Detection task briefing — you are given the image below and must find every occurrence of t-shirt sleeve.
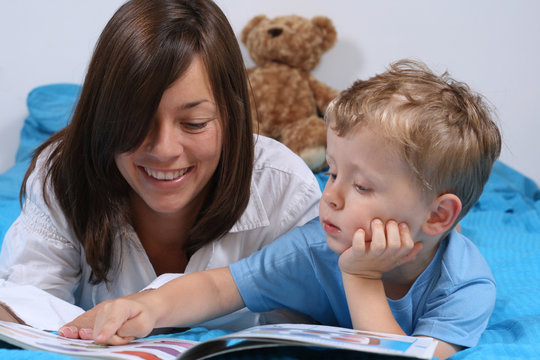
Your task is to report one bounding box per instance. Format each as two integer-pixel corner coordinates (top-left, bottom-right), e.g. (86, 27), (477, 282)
(229, 220), (330, 320)
(413, 271), (496, 348)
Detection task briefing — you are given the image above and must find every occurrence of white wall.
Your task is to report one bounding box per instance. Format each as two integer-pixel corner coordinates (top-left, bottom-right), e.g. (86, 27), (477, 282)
(1, 0), (539, 185)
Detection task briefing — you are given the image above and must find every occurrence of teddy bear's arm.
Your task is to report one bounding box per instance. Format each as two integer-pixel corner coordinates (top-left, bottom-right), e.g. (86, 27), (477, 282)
(307, 74), (340, 115)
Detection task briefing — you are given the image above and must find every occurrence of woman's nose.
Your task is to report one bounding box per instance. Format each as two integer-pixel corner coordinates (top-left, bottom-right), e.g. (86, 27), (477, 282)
(145, 120), (183, 159)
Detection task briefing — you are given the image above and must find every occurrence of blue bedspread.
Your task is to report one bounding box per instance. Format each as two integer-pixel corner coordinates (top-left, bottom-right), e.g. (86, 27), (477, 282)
(1, 84), (540, 359)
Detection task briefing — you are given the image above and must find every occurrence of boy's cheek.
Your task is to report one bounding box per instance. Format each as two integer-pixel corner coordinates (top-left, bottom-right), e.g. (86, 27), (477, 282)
(325, 235), (352, 255)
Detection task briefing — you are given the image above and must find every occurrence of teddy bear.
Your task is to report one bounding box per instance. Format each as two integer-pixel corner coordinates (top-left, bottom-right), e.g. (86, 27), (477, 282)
(241, 14), (339, 171)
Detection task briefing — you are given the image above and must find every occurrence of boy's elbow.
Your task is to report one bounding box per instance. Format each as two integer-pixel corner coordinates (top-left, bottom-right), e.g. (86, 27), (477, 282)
(432, 339), (464, 359)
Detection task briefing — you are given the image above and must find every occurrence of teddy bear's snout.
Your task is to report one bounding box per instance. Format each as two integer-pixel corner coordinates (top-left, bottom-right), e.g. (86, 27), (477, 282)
(267, 28), (283, 38)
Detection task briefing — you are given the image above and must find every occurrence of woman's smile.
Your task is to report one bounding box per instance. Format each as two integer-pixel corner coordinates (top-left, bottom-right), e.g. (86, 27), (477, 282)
(142, 166), (192, 181)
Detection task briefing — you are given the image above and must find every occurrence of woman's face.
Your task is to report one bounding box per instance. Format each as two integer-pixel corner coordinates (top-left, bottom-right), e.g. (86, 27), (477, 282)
(115, 55), (223, 218)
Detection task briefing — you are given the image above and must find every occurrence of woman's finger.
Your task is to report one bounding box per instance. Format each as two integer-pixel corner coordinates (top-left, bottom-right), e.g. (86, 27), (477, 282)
(93, 299), (140, 344)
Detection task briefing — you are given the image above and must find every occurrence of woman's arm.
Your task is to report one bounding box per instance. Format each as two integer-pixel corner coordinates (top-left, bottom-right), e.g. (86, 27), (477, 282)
(0, 203), (83, 329)
(93, 266), (244, 345)
(0, 302), (25, 324)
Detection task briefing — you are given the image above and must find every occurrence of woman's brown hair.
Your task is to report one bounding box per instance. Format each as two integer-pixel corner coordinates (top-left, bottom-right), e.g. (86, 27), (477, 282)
(21, 0), (253, 283)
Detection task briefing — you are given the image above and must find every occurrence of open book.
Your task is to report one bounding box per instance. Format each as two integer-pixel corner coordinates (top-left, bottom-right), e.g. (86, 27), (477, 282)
(0, 321), (437, 359)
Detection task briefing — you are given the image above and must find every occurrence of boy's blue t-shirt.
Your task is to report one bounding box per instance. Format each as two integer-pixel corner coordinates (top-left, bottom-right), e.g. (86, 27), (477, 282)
(229, 218), (496, 348)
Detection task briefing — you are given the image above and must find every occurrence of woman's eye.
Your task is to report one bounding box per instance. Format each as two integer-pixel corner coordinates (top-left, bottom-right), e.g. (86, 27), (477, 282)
(183, 122), (208, 131)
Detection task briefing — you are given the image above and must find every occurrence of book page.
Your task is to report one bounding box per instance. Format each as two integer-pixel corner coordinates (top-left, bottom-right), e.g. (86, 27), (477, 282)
(0, 321), (197, 360)
(0, 284), (85, 330)
(181, 323), (437, 359)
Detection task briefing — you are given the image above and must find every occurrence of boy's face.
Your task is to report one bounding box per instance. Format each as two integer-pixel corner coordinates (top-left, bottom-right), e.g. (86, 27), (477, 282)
(319, 125), (433, 255)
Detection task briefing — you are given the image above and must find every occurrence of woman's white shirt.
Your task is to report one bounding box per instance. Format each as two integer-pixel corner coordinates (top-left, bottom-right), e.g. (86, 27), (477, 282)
(0, 135), (321, 329)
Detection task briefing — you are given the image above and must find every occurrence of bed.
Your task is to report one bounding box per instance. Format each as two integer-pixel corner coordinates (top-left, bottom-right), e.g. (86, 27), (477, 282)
(1, 84), (539, 359)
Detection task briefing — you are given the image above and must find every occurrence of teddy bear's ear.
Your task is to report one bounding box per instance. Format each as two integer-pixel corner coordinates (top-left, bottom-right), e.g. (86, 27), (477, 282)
(241, 15), (268, 44)
(311, 16), (337, 51)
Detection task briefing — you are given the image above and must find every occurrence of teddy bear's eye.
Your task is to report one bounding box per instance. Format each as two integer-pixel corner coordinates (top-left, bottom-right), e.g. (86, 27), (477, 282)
(268, 28), (282, 38)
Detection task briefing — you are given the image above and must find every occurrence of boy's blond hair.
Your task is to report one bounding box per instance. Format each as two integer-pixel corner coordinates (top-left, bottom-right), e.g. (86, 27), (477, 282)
(326, 59), (501, 222)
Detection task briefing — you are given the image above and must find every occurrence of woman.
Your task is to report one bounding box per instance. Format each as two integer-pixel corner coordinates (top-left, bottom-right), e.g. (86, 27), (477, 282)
(0, 0), (320, 333)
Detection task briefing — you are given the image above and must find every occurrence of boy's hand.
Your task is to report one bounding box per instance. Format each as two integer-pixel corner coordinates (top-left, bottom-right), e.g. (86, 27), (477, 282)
(92, 296), (157, 345)
(338, 219), (422, 279)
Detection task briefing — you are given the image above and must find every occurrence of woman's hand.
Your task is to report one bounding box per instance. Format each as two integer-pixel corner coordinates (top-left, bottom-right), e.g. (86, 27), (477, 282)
(92, 297), (157, 345)
(59, 290), (152, 340)
(59, 304), (101, 339)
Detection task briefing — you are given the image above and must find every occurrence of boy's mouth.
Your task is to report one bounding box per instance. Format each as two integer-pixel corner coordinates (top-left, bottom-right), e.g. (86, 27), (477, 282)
(321, 219), (341, 234)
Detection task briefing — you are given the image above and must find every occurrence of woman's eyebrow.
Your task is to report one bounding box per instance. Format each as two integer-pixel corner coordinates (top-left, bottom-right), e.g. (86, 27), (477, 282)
(179, 99), (212, 110)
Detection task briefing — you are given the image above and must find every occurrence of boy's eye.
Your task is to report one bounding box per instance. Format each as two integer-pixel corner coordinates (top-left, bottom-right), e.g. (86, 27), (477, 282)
(355, 184), (371, 192)
(324, 172), (337, 181)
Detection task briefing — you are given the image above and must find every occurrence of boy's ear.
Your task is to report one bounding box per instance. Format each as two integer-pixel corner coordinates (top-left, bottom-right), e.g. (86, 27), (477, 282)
(421, 193), (462, 236)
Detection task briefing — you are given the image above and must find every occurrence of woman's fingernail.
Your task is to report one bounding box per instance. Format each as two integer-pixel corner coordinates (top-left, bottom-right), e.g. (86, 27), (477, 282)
(80, 328), (94, 338)
(59, 326), (77, 337)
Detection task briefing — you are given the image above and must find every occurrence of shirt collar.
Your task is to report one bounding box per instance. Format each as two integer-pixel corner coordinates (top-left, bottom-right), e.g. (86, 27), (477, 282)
(229, 178), (270, 232)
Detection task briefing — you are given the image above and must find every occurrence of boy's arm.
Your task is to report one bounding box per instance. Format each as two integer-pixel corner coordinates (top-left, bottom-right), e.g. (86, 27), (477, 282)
(340, 219), (417, 334)
(340, 219), (460, 359)
(418, 336), (464, 360)
(93, 267), (244, 345)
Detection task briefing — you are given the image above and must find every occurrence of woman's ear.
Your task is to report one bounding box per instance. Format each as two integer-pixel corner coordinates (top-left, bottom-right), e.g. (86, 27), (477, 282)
(422, 193), (462, 236)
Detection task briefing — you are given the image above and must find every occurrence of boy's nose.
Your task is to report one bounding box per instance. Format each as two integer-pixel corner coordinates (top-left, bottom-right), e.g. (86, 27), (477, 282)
(326, 196), (342, 210)
(323, 184), (344, 210)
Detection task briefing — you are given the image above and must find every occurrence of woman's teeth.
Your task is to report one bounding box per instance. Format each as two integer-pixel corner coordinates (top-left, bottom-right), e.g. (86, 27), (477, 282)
(144, 167), (188, 180)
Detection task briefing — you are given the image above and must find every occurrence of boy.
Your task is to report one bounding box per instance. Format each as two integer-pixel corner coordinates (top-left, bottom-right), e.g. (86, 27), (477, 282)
(91, 60), (501, 360)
